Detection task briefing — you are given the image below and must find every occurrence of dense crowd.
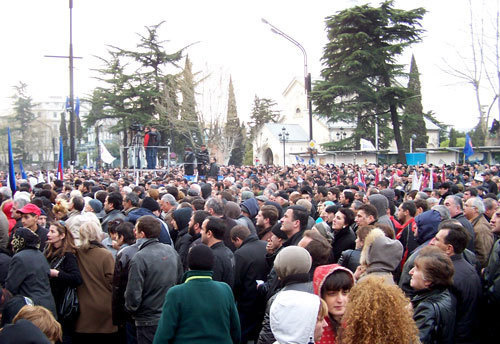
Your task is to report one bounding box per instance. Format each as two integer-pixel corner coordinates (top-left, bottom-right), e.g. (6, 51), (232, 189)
(0, 161), (499, 344)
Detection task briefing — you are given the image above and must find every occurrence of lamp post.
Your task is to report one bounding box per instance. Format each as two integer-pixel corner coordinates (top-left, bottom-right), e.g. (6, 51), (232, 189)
(410, 134), (417, 153)
(262, 18), (313, 158)
(278, 127), (289, 166)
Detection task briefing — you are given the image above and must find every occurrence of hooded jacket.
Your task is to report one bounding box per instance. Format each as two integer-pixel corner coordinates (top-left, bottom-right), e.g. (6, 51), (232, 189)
(172, 207), (193, 270)
(415, 210), (441, 245)
(127, 207), (172, 245)
(241, 198), (259, 219)
(270, 290), (320, 344)
(313, 264), (355, 344)
(368, 194), (394, 230)
(358, 228), (403, 284)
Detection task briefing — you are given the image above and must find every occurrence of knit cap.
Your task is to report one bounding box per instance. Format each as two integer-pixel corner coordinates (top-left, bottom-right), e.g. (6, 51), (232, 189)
(188, 244), (215, 271)
(274, 246), (312, 279)
(89, 199), (103, 213)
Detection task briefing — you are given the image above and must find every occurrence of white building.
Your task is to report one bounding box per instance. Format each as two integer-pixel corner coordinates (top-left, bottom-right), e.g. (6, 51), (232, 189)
(252, 77), (442, 165)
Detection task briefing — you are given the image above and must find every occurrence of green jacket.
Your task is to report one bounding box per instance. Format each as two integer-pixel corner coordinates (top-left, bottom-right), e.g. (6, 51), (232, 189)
(153, 270), (240, 344)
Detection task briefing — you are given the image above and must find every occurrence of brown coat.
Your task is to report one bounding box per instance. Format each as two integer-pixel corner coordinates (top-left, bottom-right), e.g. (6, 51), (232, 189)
(75, 244), (117, 334)
(471, 214), (494, 268)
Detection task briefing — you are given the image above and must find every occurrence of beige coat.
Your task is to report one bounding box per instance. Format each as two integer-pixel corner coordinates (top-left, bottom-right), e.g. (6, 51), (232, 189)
(471, 214), (494, 268)
(75, 244), (117, 334)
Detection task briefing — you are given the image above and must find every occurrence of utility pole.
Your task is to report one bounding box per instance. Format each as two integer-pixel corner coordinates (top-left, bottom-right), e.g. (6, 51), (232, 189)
(44, 0), (81, 170)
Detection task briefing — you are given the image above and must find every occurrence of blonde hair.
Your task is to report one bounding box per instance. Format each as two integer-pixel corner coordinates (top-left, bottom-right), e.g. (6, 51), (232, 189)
(78, 221), (103, 249)
(341, 276), (419, 344)
(318, 298), (328, 320)
(13, 305), (62, 343)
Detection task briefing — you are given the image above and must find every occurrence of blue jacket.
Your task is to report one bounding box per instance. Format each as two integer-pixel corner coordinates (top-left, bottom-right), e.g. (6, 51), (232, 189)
(127, 208), (172, 245)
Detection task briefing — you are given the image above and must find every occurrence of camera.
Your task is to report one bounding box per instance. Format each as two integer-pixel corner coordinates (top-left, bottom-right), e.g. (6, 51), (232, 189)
(130, 123), (144, 132)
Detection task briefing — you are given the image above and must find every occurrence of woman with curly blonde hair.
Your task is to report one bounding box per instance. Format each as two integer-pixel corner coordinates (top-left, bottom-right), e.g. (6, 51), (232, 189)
(341, 276), (419, 344)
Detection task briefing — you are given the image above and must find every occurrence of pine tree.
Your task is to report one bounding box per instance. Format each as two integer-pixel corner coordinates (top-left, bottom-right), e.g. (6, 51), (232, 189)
(402, 55), (428, 151)
(249, 95), (280, 139)
(59, 112), (69, 166)
(11, 82), (36, 162)
(312, 1), (426, 162)
(223, 77), (241, 164)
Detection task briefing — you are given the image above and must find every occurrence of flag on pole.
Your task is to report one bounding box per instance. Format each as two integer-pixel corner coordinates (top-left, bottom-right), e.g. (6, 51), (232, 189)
(441, 164), (446, 183)
(57, 137), (64, 180)
(7, 128), (16, 194)
(75, 97), (80, 117)
(375, 168), (380, 186)
(38, 171), (45, 183)
(99, 140), (116, 164)
(65, 97), (71, 111)
(411, 171), (419, 191)
(19, 160), (27, 180)
(389, 170), (395, 188)
(463, 133), (474, 159)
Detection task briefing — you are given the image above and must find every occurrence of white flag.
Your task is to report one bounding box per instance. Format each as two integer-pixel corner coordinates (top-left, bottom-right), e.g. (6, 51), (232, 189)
(360, 138), (376, 151)
(100, 140), (116, 164)
(411, 171), (419, 191)
(429, 167), (434, 190)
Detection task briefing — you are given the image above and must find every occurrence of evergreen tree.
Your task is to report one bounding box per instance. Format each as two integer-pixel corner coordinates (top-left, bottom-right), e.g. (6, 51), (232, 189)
(402, 55), (428, 151)
(312, 1), (426, 163)
(176, 55), (203, 151)
(249, 95), (280, 139)
(223, 77), (241, 164)
(11, 82), (36, 162)
(449, 128), (458, 147)
(59, 112), (69, 166)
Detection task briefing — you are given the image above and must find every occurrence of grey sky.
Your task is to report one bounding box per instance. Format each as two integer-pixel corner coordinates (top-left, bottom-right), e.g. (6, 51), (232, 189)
(0, 0), (498, 133)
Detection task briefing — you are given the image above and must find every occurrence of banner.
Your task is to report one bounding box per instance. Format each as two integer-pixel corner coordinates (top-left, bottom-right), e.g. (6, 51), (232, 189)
(57, 137), (64, 180)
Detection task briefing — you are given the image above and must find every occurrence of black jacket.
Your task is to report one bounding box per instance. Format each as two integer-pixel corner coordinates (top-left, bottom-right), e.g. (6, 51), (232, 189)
(47, 252), (83, 320)
(412, 288), (456, 344)
(174, 227), (192, 271)
(211, 241), (235, 288)
(112, 243), (140, 326)
(452, 213), (475, 252)
(331, 226), (356, 263)
(233, 235), (269, 312)
(338, 248), (361, 273)
(450, 254), (481, 344)
(6, 248), (57, 316)
(183, 151), (195, 175)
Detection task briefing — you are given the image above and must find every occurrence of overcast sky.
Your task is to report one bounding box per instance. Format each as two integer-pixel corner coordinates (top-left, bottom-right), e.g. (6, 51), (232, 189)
(0, 0), (498, 132)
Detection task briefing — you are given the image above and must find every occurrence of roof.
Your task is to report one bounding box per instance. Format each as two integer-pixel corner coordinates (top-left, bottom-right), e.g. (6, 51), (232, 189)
(265, 123), (309, 142)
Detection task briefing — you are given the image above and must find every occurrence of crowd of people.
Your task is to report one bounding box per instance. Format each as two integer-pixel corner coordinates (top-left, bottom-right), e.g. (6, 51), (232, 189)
(0, 161), (498, 343)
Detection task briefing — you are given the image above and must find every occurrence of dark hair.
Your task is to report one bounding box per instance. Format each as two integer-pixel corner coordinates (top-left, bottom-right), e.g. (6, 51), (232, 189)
(321, 269), (354, 297)
(125, 192), (140, 207)
(230, 225), (251, 241)
(414, 199), (429, 212)
(71, 196), (85, 212)
(401, 201), (417, 218)
(438, 220), (469, 254)
(107, 218), (124, 234)
(337, 208), (355, 227)
(465, 187), (478, 197)
(288, 205), (309, 231)
(95, 190), (108, 205)
(344, 191), (355, 204)
(303, 230), (331, 265)
(260, 205), (279, 226)
(44, 222), (77, 260)
(136, 215), (161, 238)
(193, 210), (210, 227)
(358, 204), (378, 221)
(415, 246), (454, 289)
(192, 198), (206, 211)
(107, 192), (123, 210)
(115, 222), (136, 245)
(205, 216), (227, 240)
(166, 186), (179, 200)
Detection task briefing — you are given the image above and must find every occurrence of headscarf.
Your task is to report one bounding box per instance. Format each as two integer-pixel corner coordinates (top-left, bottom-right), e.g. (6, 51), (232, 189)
(11, 227), (40, 254)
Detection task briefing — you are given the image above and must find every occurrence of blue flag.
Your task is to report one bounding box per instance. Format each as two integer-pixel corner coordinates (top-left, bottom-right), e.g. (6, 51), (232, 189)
(75, 97), (80, 117)
(464, 133), (474, 159)
(65, 96), (71, 111)
(57, 137), (64, 180)
(19, 160), (27, 179)
(7, 128), (16, 194)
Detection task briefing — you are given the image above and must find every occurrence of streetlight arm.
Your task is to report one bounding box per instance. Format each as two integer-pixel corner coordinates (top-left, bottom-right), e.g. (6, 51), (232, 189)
(262, 18), (307, 77)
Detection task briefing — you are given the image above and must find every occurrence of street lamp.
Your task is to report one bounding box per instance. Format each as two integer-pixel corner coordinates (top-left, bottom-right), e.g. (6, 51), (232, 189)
(410, 134), (417, 153)
(278, 127), (290, 166)
(336, 128), (347, 142)
(262, 18), (313, 157)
